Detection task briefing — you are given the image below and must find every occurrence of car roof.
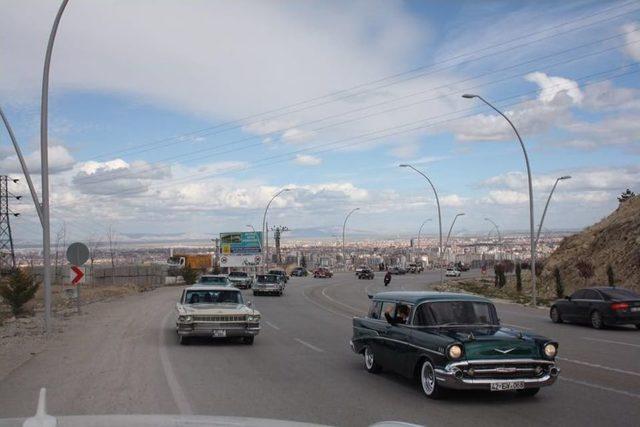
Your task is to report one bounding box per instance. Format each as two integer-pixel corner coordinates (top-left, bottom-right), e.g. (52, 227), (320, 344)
(372, 291), (491, 304)
(200, 274), (227, 278)
(185, 285), (238, 291)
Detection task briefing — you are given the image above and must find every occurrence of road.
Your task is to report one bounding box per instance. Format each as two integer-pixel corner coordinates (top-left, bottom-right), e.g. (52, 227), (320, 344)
(1, 271), (639, 426)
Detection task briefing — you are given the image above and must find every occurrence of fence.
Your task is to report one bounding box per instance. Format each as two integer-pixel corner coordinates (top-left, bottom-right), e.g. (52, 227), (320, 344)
(27, 264), (169, 287)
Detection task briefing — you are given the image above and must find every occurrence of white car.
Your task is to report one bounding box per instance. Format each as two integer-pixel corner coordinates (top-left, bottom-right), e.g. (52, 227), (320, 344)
(175, 285), (260, 345)
(252, 273), (285, 296)
(196, 274), (231, 286)
(445, 268), (461, 277)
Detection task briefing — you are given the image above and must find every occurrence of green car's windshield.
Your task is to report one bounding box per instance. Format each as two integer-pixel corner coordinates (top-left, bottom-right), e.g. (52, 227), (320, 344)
(184, 290), (242, 304)
(416, 301), (497, 326)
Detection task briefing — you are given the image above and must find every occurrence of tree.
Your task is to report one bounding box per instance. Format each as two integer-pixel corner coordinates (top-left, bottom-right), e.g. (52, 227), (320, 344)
(107, 225), (118, 268)
(618, 189), (635, 203)
(0, 269), (40, 316)
(501, 260), (515, 274)
(606, 264), (615, 287)
(181, 266), (198, 285)
(575, 260), (594, 286)
(554, 267), (564, 298)
(515, 263), (522, 293)
(494, 264), (506, 288)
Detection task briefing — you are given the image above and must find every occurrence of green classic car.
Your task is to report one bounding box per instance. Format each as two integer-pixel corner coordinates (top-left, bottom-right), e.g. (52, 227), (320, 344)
(351, 292), (560, 399)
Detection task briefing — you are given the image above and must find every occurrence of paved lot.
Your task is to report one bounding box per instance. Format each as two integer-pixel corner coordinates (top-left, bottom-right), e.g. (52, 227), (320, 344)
(1, 271), (639, 426)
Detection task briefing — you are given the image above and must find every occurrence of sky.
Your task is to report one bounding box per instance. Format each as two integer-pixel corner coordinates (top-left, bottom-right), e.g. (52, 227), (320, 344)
(1, 0), (639, 245)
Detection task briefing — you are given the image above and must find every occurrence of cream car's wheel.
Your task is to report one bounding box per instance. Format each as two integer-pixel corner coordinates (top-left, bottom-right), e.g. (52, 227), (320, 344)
(364, 346), (382, 373)
(179, 335), (189, 345)
(420, 360), (444, 399)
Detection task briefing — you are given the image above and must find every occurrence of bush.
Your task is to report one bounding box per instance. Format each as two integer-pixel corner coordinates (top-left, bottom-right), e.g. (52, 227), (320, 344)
(515, 263), (522, 293)
(606, 265), (615, 287)
(0, 269), (40, 316)
(554, 267), (564, 299)
(502, 260), (515, 274)
(180, 266), (198, 286)
(494, 264), (506, 288)
(575, 260), (594, 286)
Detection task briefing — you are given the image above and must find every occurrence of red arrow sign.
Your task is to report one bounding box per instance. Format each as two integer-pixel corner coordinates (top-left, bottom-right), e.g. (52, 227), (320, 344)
(71, 266), (85, 285)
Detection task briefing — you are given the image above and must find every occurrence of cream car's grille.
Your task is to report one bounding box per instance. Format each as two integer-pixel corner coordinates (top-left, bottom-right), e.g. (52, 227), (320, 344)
(193, 315), (247, 322)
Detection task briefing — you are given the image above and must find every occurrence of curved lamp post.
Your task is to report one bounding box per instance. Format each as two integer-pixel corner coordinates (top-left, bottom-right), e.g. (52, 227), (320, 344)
(463, 94), (537, 305)
(484, 217), (502, 261)
(342, 208), (360, 270)
(400, 164), (444, 284)
(416, 218), (432, 250)
(443, 213), (465, 266)
(262, 188), (291, 270)
(536, 176), (571, 245)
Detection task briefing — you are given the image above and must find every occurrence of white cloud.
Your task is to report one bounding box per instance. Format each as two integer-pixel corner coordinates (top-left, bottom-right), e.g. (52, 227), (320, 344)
(440, 194), (466, 207)
(484, 190), (529, 205)
(282, 128), (314, 143)
(582, 81), (640, 111)
(0, 144), (75, 174)
(524, 72), (583, 105)
(72, 159), (171, 195)
(622, 22), (640, 62)
(293, 154), (322, 166)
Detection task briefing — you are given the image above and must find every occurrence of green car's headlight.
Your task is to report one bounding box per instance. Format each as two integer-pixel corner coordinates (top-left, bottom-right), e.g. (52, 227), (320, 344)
(447, 344), (464, 359)
(543, 343), (557, 358)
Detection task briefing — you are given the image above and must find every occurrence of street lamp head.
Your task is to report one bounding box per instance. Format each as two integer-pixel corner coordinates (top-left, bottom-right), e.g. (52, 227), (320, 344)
(458, 213), (466, 216)
(399, 164), (409, 168)
(559, 175), (572, 180)
(462, 94), (478, 99)
(484, 217), (490, 221)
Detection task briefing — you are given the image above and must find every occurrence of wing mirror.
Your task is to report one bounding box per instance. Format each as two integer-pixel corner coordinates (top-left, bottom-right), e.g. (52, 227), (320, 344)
(247, 301), (253, 308)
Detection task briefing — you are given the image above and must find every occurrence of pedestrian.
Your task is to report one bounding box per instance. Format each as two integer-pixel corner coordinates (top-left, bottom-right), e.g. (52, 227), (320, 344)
(384, 270), (391, 287)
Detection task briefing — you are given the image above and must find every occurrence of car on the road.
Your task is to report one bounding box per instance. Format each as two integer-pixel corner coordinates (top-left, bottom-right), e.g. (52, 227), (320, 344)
(357, 268), (375, 280)
(253, 273), (285, 296)
(355, 265), (368, 275)
(291, 267), (309, 277)
(388, 267), (406, 275)
(313, 267), (333, 278)
(550, 287), (640, 329)
(445, 268), (461, 277)
(268, 269), (289, 283)
(351, 291), (560, 398)
(196, 274), (231, 286)
(227, 271), (253, 289)
(175, 285), (260, 345)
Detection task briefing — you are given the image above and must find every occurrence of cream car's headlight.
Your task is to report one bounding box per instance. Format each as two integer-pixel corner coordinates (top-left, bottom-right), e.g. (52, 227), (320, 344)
(247, 315), (261, 322)
(543, 343), (557, 358)
(179, 315), (193, 323)
(448, 344), (463, 359)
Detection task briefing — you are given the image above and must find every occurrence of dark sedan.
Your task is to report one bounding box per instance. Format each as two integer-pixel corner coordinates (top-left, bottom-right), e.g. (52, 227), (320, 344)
(357, 268), (375, 280)
(550, 287), (640, 329)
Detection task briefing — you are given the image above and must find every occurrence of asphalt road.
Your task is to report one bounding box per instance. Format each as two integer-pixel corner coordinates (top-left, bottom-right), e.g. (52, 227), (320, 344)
(1, 271), (639, 426)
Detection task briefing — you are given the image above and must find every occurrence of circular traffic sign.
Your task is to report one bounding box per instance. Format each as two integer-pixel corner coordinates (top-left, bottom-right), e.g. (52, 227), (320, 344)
(66, 242), (90, 266)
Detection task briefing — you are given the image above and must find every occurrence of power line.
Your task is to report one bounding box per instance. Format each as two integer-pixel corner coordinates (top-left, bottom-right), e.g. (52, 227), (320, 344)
(84, 1), (640, 161)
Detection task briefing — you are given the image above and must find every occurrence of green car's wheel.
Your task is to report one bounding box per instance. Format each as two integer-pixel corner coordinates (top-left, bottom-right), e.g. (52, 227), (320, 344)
(364, 346), (382, 373)
(590, 310), (604, 329)
(517, 388), (540, 397)
(419, 360), (445, 399)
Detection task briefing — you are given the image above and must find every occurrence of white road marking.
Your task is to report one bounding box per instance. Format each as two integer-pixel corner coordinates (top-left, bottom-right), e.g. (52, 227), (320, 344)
(295, 338), (325, 353)
(557, 356), (640, 377)
(302, 287), (353, 320)
(265, 320), (280, 330)
(560, 377), (640, 400)
(159, 312), (193, 415)
(582, 337), (640, 348)
(321, 285), (363, 314)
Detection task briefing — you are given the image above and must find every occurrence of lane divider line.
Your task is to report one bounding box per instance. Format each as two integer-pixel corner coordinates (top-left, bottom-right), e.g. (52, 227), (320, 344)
(321, 285), (365, 314)
(301, 287), (353, 320)
(294, 338), (325, 353)
(265, 320), (280, 330)
(582, 337), (640, 348)
(159, 312), (193, 415)
(559, 376), (640, 400)
(557, 356), (640, 377)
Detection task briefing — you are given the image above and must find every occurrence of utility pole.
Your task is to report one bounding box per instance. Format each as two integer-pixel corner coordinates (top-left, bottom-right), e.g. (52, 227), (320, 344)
(0, 176), (21, 271)
(270, 226), (289, 266)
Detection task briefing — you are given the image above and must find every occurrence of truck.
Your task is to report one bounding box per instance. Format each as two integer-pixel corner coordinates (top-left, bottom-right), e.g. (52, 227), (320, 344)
(167, 254), (214, 275)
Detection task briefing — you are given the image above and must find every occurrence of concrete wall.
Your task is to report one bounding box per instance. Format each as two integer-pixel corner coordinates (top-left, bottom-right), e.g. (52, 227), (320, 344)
(28, 264), (168, 287)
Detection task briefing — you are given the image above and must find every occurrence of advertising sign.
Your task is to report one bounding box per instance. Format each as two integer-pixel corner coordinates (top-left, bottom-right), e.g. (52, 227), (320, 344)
(219, 254), (262, 267)
(220, 232), (263, 254)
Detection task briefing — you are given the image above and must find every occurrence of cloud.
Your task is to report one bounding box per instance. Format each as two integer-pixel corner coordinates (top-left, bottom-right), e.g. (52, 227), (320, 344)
(282, 128), (315, 143)
(483, 190), (529, 205)
(524, 72), (583, 105)
(582, 81), (640, 111)
(440, 194), (466, 207)
(72, 159), (171, 195)
(0, 144), (75, 174)
(622, 23), (640, 61)
(293, 154), (322, 166)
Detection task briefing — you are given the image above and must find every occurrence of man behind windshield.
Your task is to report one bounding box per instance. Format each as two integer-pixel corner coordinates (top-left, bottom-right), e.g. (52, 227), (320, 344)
(185, 290), (242, 304)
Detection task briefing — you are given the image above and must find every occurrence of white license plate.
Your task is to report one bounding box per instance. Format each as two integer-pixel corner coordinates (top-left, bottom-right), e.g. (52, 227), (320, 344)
(631, 307), (640, 312)
(490, 382), (525, 391)
(211, 330), (227, 338)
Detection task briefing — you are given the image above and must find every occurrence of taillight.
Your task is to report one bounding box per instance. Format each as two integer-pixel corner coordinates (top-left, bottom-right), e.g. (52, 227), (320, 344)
(611, 302), (629, 311)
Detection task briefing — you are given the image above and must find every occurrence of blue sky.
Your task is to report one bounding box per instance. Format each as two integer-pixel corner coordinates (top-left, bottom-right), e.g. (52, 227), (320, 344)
(1, 0), (639, 244)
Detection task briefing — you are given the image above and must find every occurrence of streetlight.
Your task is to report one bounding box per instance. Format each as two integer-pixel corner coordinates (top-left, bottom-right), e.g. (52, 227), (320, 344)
(536, 176), (571, 246)
(400, 164), (444, 284)
(342, 208), (360, 270)
(417, 218), (432, 250)
(463, 93), (538, 305)
(484, 217), (502, 261)
(444, 213), (465, 266)
(262, 188), (291, 270)
(246, 224), (262, 251)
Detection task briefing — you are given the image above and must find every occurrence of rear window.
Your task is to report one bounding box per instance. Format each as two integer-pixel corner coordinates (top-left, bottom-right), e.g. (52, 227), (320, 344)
(368, 301), (382, 319)
(599, 288), (640, 300)
(229, 272), (248, 277)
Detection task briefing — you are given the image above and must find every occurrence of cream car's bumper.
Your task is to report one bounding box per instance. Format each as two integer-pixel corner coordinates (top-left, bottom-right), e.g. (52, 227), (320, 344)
(176, 322), (261, 337)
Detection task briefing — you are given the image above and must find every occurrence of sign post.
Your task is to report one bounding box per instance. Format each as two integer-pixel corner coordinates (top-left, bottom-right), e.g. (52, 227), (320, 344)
(66, 242), (90, 314)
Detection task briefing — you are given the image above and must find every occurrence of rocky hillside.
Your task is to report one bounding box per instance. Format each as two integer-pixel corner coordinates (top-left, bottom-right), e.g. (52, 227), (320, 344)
(541, 195), (640, 295)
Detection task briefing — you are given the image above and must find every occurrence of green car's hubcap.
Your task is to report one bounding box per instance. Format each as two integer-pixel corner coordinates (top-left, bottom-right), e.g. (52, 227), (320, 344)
(365, 347), (374, 370)
(421, 362), (435, 395)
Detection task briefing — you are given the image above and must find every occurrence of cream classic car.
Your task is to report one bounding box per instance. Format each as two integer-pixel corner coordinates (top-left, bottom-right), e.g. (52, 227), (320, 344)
(175, 285), (260, 345)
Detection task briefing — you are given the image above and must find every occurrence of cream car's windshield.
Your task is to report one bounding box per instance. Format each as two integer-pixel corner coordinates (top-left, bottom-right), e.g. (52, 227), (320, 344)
(184, 290), (243, 305)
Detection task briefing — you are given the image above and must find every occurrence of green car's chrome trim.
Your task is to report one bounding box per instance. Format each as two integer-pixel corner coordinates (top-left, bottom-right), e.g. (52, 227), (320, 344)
(351, 335), (444, 356)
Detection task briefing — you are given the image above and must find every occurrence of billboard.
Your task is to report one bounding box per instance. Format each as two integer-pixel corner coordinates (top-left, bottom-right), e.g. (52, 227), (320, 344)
(220, 232), (263, 255)
(219, 254), (262, 267)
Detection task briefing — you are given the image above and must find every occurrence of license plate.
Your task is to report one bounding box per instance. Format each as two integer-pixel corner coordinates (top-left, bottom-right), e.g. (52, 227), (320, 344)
(631, 307), (640, 312)
(211, 330), (226, 338)
(490, 382), (525, 391)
